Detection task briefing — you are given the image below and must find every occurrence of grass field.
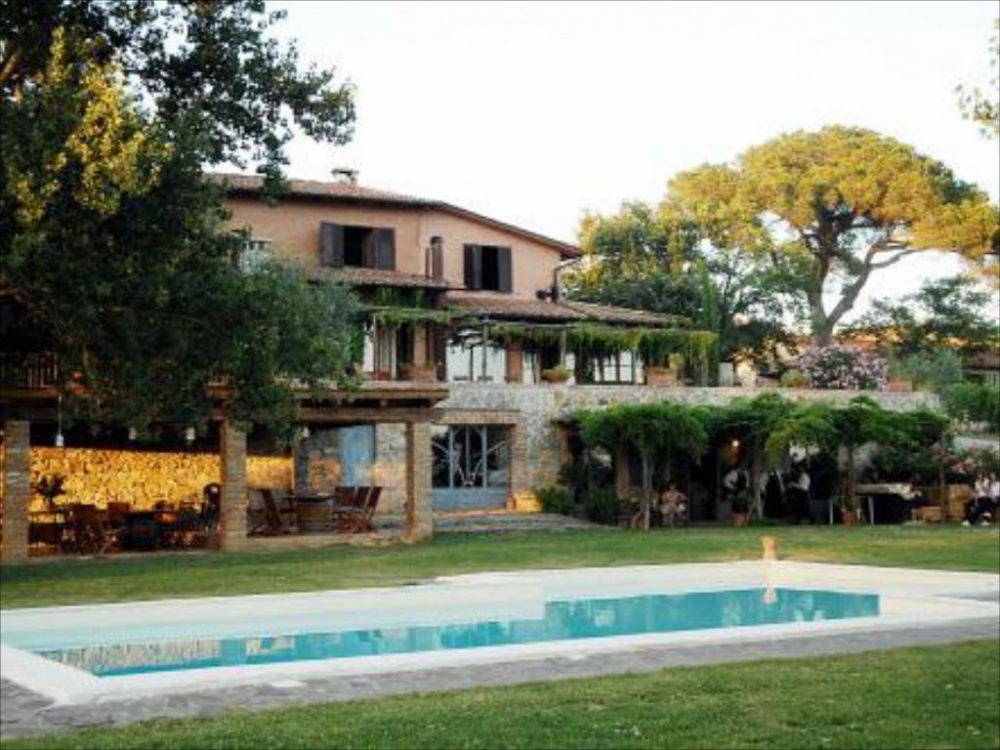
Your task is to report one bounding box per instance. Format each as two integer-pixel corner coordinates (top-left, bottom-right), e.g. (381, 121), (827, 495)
(1, 525), (997, 749)
(2, 641), (997, 749)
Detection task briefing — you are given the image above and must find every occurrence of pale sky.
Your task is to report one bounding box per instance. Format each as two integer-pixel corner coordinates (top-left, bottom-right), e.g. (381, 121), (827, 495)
(271, 0), (1000, 322)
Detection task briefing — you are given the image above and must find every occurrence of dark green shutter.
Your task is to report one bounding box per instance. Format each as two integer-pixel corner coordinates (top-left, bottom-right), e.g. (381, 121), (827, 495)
(497, 246), (513, 293)
(319, 223), (344, 267)
(464, 244), (482, 289)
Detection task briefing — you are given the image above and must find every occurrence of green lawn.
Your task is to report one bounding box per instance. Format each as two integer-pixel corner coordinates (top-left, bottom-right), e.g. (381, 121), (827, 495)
(3, 641), (997, 749)
(3, 525), (999, 610)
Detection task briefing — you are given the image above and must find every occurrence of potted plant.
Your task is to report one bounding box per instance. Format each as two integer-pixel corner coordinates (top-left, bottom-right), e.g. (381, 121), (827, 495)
(540, 365), (571, 384)
(645, 367), (677, 387)
(731, 489), (750, 527)
(399, 362), (438, 382)
(835, 496), (858, 526)
(779, 368), (810, 389)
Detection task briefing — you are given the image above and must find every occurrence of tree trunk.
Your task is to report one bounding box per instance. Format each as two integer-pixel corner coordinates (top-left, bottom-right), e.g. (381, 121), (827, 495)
(808, 294), (835, 347)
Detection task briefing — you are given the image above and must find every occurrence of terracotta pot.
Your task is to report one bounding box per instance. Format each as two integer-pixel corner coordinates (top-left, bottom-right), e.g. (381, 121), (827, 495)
(886, 379), (913, 392)
(840, 508), (857, 526)
(731, 511), (749, 527)
(645, 367), (678, 387)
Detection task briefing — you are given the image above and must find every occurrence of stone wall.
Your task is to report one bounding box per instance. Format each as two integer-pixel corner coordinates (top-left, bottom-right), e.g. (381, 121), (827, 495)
(293, 425), (407, 515)
(27, 448), (291, 511)
(438, 383), (941, 496)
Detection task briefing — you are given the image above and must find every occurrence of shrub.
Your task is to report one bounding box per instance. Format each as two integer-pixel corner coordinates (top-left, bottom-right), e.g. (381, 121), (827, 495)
(779, 369), (809, 388)
(942, 382), (1000, 434)
(583, 487), (620, 525)
(894, 350), (965, 392)
(799, 346), (888, 390)
(533, 485), (574, 515)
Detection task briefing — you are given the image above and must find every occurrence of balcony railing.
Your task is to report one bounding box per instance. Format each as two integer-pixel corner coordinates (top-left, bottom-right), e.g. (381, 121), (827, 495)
(0, 353), (59, 389)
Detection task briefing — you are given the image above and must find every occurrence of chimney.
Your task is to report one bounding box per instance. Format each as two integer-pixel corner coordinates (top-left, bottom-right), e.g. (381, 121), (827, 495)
(331, 167), (358, 185)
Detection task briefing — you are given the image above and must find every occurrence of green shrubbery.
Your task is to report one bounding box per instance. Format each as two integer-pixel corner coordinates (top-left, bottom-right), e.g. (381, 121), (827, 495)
(533, 485), (574, 515)
(942, 382), (1000, 433)
(583, 487), (621, 525)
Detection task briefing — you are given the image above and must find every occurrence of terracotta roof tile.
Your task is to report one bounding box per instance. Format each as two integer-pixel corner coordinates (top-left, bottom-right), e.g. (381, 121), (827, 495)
(306, 266), (451, 290)
(207, 173), (433, 205)
(560, 300), (679, 326)
(206, 172), (580, 257)
(445, 293), (676, 326)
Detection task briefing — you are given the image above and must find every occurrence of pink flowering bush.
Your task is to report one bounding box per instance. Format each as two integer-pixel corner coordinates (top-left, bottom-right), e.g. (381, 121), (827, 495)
(799, 346), (888, 391)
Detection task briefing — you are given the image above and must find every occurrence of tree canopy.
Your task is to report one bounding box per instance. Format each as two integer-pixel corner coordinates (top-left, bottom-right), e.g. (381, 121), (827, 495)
(568, 202), (802, 367)
(844, 274), (1000, 358)
(1, 0), (355, 186)
(1, 1), (361, 435)
(957, 18), (1000, 139)
(668, 126), (999, 343)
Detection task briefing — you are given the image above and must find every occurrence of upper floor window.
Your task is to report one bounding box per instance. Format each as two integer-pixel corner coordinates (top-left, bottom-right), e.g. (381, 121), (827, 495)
(464, 244), (512, 293)
(319, 222), (396, 270)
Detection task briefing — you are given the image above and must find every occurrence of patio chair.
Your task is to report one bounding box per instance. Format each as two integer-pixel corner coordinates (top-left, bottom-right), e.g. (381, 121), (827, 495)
(66, 503), (120, 555)
(105, 501), (132, 530)
(261, 489), (294, 534)
(201, 483), (221, 531)
(248, 489), (269, 535)
(334, 486), (381, 533)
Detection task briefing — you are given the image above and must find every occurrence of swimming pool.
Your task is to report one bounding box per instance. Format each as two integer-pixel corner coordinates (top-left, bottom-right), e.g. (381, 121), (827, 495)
(1, 561), (997, 704)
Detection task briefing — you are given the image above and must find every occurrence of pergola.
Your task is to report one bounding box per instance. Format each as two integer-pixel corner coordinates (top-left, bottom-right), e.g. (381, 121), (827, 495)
(0, 381), (449, 564)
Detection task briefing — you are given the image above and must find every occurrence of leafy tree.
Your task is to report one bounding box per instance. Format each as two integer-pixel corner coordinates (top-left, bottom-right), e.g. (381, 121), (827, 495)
(669, 127), (999, 344)
(576, 402), (708, 530)
(766, 397), (943, 512)
(568, 202), (801, 367)
(1, 0), (355, 186)
(845, 275), (1000, 357)
(1, 4), (360, 434)
(957, 19), (1000, 139)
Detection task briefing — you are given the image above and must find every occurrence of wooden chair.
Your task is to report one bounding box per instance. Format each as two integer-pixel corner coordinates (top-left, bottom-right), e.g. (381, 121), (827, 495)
(247, 489), (269, 535)
(261, 489), (294, 534)
(105, 502), (132, 530)
(333, 486), (381, 533)
(66, 504), (120, 555)
(201, 483), (221, 531)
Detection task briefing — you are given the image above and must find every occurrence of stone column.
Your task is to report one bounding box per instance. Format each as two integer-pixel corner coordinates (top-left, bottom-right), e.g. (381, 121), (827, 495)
(414, 324), (429, 367)
(508, 422), (531, 510)
(1, 421), (31, 565)
(219, 420), (248, 551)
(506, 342), (524, 384)
(404, 421), (433, 541)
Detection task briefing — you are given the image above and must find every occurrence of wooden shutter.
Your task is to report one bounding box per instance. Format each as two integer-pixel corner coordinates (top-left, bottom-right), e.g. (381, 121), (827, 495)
(319, 223), (345, 267)
(375, 228), (396, 270)
(428, 238), (444, 280)
(463, 244), (482, 290)
(497, 246), (513, 293)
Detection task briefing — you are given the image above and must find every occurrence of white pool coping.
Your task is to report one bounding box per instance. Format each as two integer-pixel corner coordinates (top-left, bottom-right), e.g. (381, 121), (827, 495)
(1, 561), (997, 705)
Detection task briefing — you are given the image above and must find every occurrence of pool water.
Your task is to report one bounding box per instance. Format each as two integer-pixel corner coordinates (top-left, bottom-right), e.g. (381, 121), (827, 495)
(36, 588), (879, 677)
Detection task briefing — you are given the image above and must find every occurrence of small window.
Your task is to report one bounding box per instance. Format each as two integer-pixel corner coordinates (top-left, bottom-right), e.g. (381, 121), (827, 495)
(319, 223), (395, 270)
(463, 244), (512, 293)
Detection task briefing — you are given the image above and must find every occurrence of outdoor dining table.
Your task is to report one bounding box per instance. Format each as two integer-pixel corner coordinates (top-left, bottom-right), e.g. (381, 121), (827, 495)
(292, 494), (336, 534)
(853, 483), (919, 525)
